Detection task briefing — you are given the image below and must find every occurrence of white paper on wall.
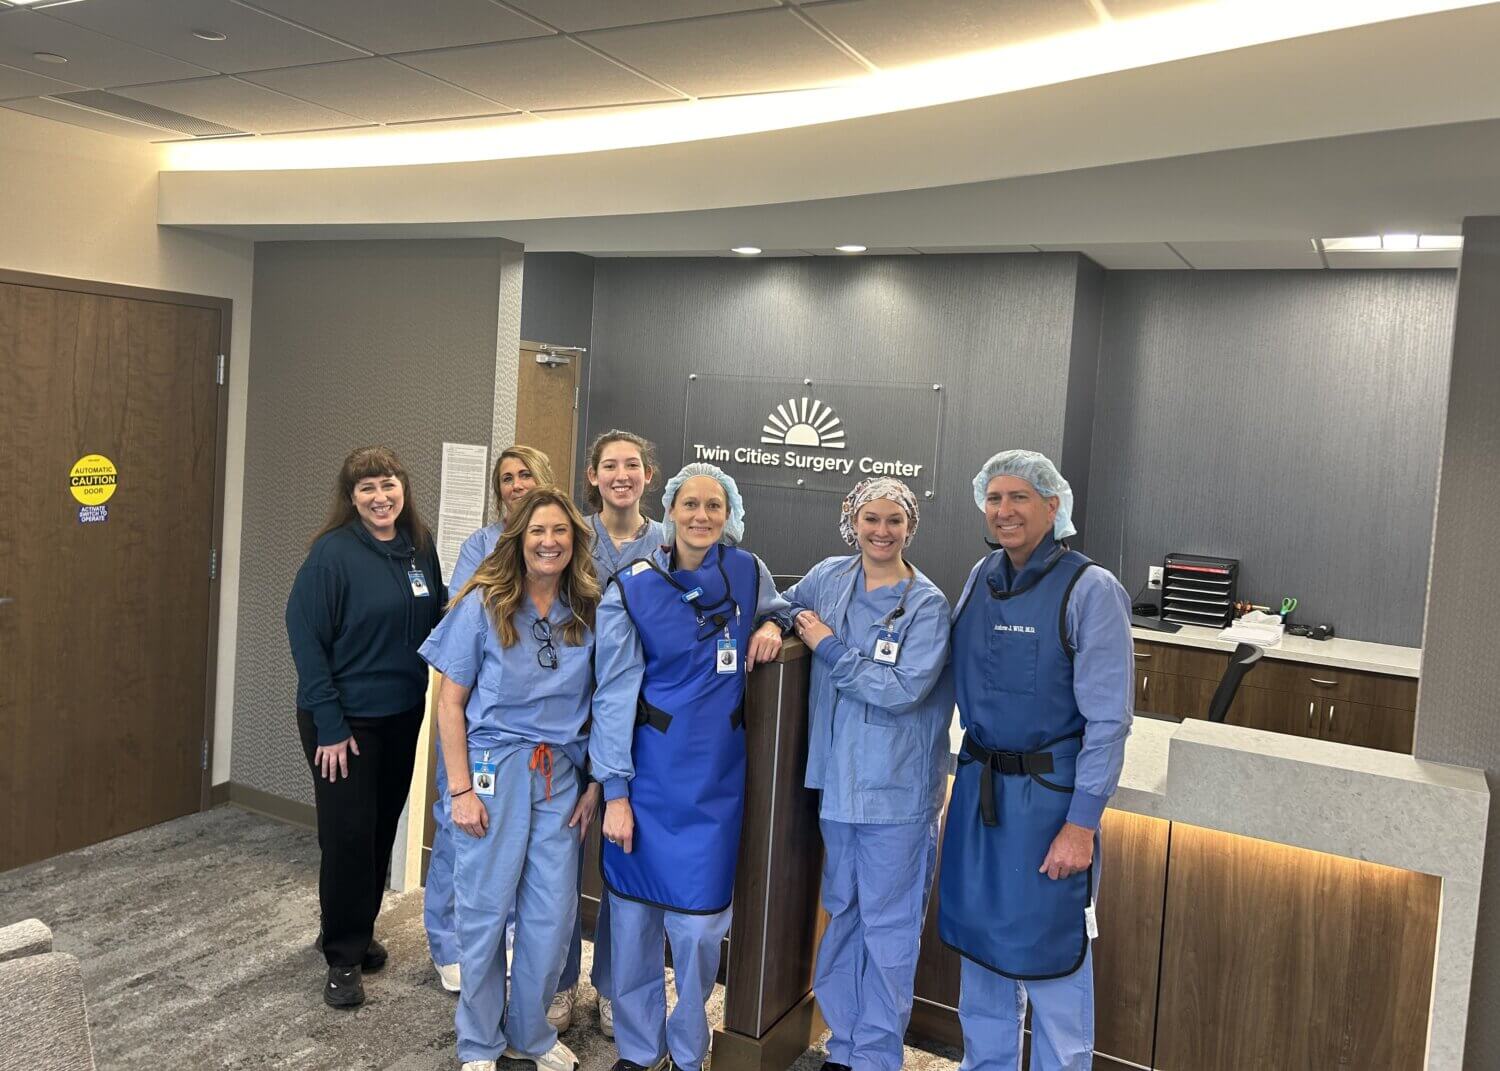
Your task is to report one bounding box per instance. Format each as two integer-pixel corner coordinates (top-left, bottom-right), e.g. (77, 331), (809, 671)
(436, 442), (489, 587)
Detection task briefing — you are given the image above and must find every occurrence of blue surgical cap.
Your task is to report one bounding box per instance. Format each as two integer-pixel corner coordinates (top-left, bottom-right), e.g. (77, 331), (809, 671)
(663, 463), (746, 544)
(971, 449), (1076, 539)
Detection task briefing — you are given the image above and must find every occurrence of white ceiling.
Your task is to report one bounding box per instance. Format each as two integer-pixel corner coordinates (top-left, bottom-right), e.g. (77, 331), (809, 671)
(0, 0), (1232, 140)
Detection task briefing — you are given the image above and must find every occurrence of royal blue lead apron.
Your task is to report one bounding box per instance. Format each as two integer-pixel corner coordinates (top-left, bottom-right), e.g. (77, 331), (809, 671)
(939, 541), (1099, 980)
(603, 543), (760, 914)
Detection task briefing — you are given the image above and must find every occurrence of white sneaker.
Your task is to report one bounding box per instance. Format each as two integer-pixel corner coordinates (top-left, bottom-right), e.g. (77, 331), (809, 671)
(546, 985), (575, 1032)
(598, 996), (614, 1039)
(503, 1039), (578, 1071)
(435, 961), (461, 993)
(460, 1062), (496, 1071)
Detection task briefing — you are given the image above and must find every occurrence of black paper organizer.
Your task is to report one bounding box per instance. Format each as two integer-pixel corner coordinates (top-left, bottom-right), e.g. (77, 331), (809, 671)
(1161, 553), (1239, 629)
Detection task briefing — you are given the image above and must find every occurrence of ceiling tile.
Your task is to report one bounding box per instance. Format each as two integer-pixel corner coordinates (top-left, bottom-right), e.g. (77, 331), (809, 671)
(1325, 250), (1461, 270)
(42, 0), (367, 75)
(505, 1), (778, 33)
(1171, 240), (1324, 269)
(240, 57), (505, 123)
(913, 245), (1040, 254)
(116, 76), (363, 134)
(399, 36), (677, 112)
(0, 59), (82, 101)
(245, 0), (551, 55)
(1037, 243), (1190, 268)
(803, 0), (1098, 69)
(0, 94), (174, 140)
(0, 10), (215, 86)
(579, 8), (868, 97)
(380, 112), (538, 133)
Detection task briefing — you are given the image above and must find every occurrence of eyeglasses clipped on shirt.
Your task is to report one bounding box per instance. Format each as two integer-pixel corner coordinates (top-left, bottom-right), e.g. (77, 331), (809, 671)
(533, 617), (559, 671)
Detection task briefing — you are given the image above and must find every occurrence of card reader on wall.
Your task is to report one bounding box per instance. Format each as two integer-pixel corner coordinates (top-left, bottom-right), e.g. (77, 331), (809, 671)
(1161, 553), (1240, 629)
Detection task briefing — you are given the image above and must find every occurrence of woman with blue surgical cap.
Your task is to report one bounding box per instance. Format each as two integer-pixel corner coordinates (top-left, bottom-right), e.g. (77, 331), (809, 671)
(419, 487), (599, 1071)
(782, 477), (952, 1071)
(939, 450), (1133, 1071)
(589, 462), (795, 1071)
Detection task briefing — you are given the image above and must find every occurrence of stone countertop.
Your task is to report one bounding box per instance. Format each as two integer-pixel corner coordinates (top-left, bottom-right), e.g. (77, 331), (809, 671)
(1130, 622), (1421, 677)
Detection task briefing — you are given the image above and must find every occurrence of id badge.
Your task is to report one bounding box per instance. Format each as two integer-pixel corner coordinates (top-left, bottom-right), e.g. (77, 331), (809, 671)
(472, 760), (497, 797)
(873, 627), (901, 666)
(408, 568), (430, 597)
(716, 637), (738, 675)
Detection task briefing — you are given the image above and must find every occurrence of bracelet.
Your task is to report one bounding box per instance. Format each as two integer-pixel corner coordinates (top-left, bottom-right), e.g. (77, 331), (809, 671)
(451, 786), (474, 799)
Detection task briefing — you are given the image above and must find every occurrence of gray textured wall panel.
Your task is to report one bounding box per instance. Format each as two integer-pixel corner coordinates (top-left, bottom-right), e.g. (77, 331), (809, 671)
(520, 252), (595, 351)
(1086, 269), (1455, 645)
(232, 240), (503, 804)
(585, 254), (1087, 599)
(1414, 218), (1500, 1068)
(1062, 256), (1105, 539)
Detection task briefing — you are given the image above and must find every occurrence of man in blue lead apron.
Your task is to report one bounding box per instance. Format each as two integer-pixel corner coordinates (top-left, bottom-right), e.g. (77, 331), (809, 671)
(939, 450), (1133, 1071)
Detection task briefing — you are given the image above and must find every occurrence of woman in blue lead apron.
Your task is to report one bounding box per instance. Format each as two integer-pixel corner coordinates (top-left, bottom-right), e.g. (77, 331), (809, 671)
(427, 444), (558, 993)
(563, 429), (670, 1039)
(589, 463), (794, 1071)
(782, 478), (952, 1071)
(940, 450), (1133, 1071)
(420, 488), (600, 1071)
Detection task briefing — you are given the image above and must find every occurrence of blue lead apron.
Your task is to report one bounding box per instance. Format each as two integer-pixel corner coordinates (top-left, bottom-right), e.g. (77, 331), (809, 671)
(602, 543), (760, 914)
(939, 541), (1100, 980)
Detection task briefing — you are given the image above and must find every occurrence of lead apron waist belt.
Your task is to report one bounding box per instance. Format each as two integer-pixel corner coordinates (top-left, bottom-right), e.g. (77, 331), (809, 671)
(938, 730), (1093, 980)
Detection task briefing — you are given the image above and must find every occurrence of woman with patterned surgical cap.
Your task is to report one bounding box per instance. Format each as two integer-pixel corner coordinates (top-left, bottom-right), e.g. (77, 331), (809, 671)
(588, 463), (795, 1071)
(782, 477), (953, 1071)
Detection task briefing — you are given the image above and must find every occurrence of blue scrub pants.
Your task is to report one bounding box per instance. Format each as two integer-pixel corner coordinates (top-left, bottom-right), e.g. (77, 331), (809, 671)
(453, 746), (580, 1063)
(957, 947), (1094, 1071)
(814, 818), (938, 1071)
(609, 892), (733, 1071)
(425, 756), (461, 966)
(559, 857), (612, 996)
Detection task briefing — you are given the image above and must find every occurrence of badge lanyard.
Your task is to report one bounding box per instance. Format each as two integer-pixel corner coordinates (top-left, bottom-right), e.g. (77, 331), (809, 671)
(670, 545), (743, 672)
(871, 574), (913, 667)
(407, 555), (430, 598)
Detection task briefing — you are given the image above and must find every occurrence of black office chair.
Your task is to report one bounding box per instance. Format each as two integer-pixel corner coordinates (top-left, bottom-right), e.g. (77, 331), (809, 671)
(1205, 642), (1264, 723)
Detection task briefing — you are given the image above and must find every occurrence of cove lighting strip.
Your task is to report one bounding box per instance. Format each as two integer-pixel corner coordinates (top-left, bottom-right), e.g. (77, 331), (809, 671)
(163, 1), (1492, 172)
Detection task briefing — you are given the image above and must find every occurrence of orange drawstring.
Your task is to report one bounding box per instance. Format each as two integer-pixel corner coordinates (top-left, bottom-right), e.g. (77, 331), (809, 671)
(529, 743), (555, 800)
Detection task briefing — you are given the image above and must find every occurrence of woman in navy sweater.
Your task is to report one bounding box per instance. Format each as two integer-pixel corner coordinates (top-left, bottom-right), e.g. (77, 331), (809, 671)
(286, 446), (445, 1008)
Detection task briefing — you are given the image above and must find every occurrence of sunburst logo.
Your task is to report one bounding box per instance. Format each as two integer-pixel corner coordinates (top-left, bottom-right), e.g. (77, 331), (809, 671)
(761, 397), (846, 450)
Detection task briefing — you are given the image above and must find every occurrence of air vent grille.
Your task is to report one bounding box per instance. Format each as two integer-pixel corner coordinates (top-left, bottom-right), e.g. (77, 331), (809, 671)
(53, 90), (242, 137)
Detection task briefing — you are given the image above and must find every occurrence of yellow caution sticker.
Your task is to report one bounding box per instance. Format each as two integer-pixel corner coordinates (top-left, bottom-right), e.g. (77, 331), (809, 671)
(69, 453), (118, 505)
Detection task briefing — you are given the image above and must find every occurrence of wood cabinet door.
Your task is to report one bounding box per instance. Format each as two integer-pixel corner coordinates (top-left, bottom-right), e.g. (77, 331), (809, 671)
(1137, 670), (1205, 718)
(1319, 699), (1416, 754)
(1222, 683), (1318, 738)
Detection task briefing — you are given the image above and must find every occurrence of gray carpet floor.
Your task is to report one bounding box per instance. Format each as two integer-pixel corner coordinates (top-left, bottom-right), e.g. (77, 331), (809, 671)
(0, 806), (961, 1071)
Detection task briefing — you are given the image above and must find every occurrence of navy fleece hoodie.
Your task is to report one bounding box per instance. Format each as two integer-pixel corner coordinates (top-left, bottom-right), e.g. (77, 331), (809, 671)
(286, 521), (446, 745)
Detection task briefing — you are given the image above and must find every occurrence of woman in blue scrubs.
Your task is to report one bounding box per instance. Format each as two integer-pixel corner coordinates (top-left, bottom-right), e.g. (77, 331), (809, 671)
(783, 477), (952, 1071)
(558, 430), (670, 1038)
(589, 463), (794, 1071)
(427, 444), (558, 993)
(419, 487), (599, 1071)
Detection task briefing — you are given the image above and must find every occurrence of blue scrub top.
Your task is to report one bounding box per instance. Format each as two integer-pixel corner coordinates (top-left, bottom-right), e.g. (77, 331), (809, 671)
(419, 587), (594, 769)
(783, 555), (952, 825)
(449, 522), (502, 594)
(589, 514), (668, 582)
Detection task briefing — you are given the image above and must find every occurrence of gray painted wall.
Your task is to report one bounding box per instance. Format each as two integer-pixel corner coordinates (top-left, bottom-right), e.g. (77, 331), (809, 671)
(232, 240), (505, 804)
(1414, 217), (1500, 1068)
(520, 251), (595, 351)
(1085, 269), (1455, 646)
(585, 253), (1099, 600)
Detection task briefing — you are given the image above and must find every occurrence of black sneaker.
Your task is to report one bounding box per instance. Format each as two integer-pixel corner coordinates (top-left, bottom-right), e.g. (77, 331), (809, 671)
(315, 932), (387, 972)
(610, 1060), (668, 1071)
(822, 1063), (853, 1071)
(324, 964), (365, 1008)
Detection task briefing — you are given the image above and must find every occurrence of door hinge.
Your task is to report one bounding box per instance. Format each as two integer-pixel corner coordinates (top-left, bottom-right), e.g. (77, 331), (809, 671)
(209, 547), (218, 580)
(216, 354), (226, 386)
(202, 740), (209, 771)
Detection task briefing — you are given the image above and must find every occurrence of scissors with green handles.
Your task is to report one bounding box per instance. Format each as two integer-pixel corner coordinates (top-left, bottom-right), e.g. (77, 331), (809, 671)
(1280, 597), (1298, 616)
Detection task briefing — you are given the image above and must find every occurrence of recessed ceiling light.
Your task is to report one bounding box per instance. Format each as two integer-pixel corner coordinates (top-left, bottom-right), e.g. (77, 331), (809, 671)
(1382, 233), (1419, 251)
(731, 246), (762, 256)
(1321, 236), (1381, 252)
(32, 51), (68, 64)
(192, 29), (228, 42)
(1418, 235), (1463, 250)
(835, 244), (867, 253)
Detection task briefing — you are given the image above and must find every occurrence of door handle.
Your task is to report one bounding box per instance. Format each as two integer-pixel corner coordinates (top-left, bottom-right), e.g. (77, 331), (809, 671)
(1310, 678), (1338, 687)
(0, 597), (12, 605)
(1307, 701), (1315, 730)
(1328, 704), (1335, 733)
(1134, 651), (1151, 659)
(1142, 675), (1149, 695)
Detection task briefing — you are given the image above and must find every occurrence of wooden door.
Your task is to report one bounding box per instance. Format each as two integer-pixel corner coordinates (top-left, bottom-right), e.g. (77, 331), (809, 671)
(1223, 683), (1316, 738)
(515, 341), (583, 495)
(1155, 823), (1439, 1070)
(0, 278), (224, 870)
(1319, 699), (1416, 754)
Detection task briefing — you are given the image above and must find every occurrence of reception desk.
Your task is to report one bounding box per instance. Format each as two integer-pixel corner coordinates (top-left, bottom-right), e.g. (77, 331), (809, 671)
(581, 644), (1489, 1070)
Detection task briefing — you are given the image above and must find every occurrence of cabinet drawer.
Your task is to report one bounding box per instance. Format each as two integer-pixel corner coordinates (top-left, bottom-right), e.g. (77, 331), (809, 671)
(1248, 659), (1419, 709)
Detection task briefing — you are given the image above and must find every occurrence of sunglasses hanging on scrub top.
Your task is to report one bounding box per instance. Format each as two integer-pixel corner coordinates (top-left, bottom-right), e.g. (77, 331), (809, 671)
(533, 617), (559, 670)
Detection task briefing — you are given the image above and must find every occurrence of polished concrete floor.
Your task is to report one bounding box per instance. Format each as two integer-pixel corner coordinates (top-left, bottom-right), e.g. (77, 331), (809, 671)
(0, 806), (961, 1071)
